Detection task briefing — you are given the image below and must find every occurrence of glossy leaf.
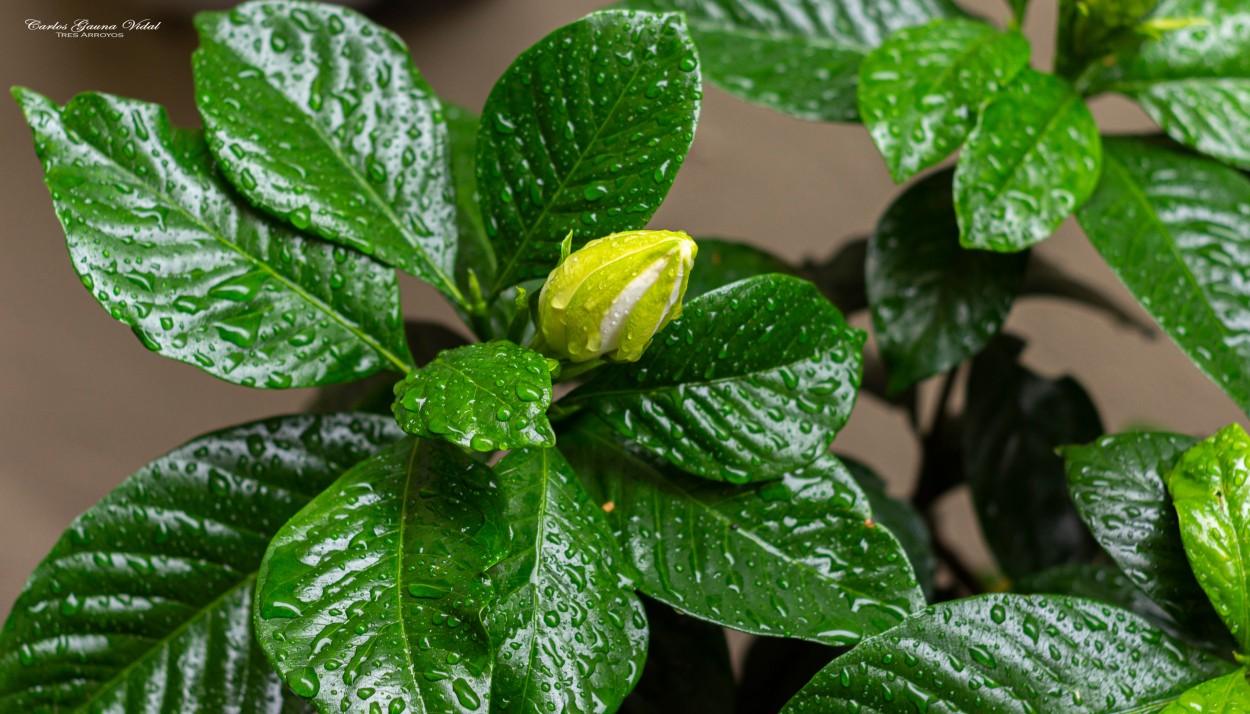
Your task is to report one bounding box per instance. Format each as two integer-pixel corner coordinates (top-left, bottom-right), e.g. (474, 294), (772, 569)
(684, 237), (795, 299)
(0, 414), (402, 712)
(478, 9), (701, 291)
(1100, 0), (1250, 168)
(193, 1), (464, 304)
(843, 457), (937, 600)
(1162, 669), (1250, 714)
(784, 594), (1234, 713)
(1062, 431), (1231, 640)
(561, 417), (925, 647)
(254, 437), (507, 714)
(13, 88), (412, 388)
(1077, 137), (1250, 414)
(446, 104), (496, 296)
(1166, 424), (1250, 652)
(620, 598), (734, 714)
(955, 70), (1102, 252)
(859, 20), (1030, 182)
(392, 341), (555, 452)
(963, 337), (1102, 578)
(487, 447), (647, 713)
(623, 0), (964, 122)
(868, 169), (1027, 392)
(1014, 563), (1184, 639)
(568, 274), (864, 483)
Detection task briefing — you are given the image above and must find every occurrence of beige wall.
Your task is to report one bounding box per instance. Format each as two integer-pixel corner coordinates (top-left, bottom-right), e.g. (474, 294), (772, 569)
(1, 0), (1245, 619)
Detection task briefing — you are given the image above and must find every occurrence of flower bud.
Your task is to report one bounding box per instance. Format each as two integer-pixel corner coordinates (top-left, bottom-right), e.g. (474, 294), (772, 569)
(537, 230), (697, 363)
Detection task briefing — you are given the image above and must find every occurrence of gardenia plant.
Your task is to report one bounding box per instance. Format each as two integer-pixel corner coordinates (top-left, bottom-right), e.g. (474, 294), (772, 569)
(4, 0), (1250, 712)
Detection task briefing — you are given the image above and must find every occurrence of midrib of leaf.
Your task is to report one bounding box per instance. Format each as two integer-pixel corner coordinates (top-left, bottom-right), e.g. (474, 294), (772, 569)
(396, 440), (430, 714)
(490, 57), (650, 295)
(198, 38), (464, 307)
(52, 118), (416, 374)
(69, 573), (257, 713)
(516, 448), (553, 708)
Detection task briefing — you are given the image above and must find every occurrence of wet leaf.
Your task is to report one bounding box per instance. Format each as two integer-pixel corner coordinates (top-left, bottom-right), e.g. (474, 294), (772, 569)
(963, 337), (1102, 579)
(1098, 0), (1250, 168)
(13, 88), (411, 388)
(859, 20), (1030, 182)
(623, 0), (965, 122)
(254, 438), (507, 714)
(684, 237), (796, 299)
(561, 417), (924, 647)
(1166, 424), (1250, 652)
(446, 104), (497, 297)
(843, 457), (937, 600)
(192, 1), (464, 305)
(955, 70), (1102, 252)
(1162, 669), (1250, 713)
(868, 169), (1027, 392)
(0, 414), (402, 712)
(568, 274), (864, 483)
(392, 341), (555, 452)
(1062, 431), (1231, 642)
(1014, 563), (1186, 640)
(478, 10), (700, 291)
(1077, 137), (1250, 414)
(620, 598), (734, 714)
(488, 447), (647, 713)
(784, 594), (1234, 713)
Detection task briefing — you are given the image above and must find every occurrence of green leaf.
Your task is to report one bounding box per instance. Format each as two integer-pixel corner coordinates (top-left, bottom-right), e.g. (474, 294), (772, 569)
(445, 104), (496, 297)
(1166, 424), (1250, 652)
(254, 438), (507, 714)
(1099, 0), (1250, 168)
(963, 337), (1102, 578)
(955, 69), (1102, 252)
(192, 1), (464, 305)
(1062, 430), (1231, 641)
(392, 341), (555, 452)
(568, 274), (864, 483)
(622, 0), (964, 122)
(868, 169), (1028, 392)
(0, 414), (402, 712)
(488, 447), (647, 713)
(804, 238), (868, 315)
(478, 9), (701, 292)
(1077, 137), (1250, 414)
(684, 237), (795, 299)
(619, 598), (734, 714)
(1014, 563), (1185, 639)
(1055, 0), (1156, 80)
(784, 594), (1235, 713)
(561, 417), (925, 647)
(843, 457), (937, 600)
(859, 20), (1030, 182)
(13, 88), (412, 387)
(1162, 669), (1250, 714)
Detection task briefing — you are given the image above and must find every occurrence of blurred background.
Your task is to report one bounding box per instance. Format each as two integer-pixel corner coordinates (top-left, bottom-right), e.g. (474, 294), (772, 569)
(1, 0), (1245, 624)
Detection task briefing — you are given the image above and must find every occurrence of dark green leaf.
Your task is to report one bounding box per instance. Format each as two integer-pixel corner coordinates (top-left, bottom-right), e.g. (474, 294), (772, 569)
(784, 594), (1234, 713)
(392, 341), (555, 452)
(843, 457), (937, 600)
(1063, 431), (1232, 644)
(859, 20), (1030, 182)
(804, 238), (868, 316)
(623, 0), (964, 122)
(192, 1), (464, 305)
(1010, 0), (1032, 22)
(1055, 0), (1155, 80)
(1166, 424), (1250, 652)
(1014, 563), (1185, 639)
(955, 69), (1102, 251)
(478, 10), (700, 292)
(446, 104), (496, 297)
(620, 598), (734, 714)
(13, 88), (412, 387)
(1077, 137), (1250, 413)
(868, 169), (1027, 392)
(561, 417), (925, 647)
(0, 414), (402, 712)
(568, 274), (864, 483)
(963, 337), (1102, 579)
(254, 438), (507, 714)
(1162, 669), (1250, 713)
(1099, 0), (1250, 168)
(486, 447), (647, 713)
(684, 237), (795, 299)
